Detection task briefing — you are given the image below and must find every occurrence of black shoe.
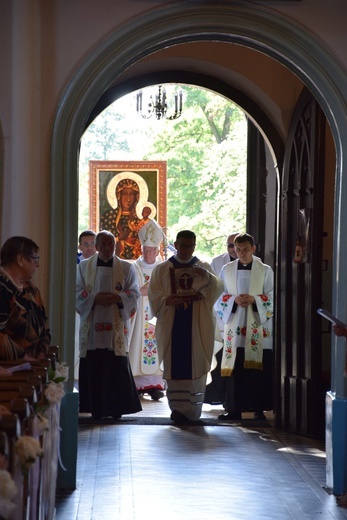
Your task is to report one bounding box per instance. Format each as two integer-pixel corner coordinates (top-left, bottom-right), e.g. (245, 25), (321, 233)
(218, 412), (242, 421)
(112, 414), (122, 420)
(170, 410), (189, 423)
(149, 389), (165, 401)
(254, 412), (266, 421)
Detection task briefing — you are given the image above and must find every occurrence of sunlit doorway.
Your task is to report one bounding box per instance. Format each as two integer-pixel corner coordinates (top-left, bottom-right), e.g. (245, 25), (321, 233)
(75, 83), (248, 381)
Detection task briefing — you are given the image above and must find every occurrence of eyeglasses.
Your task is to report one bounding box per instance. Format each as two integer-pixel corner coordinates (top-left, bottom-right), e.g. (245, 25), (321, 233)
(227, 244), (235, 248)
(29, 255), (40, 262)
(81, 241), (95, 247)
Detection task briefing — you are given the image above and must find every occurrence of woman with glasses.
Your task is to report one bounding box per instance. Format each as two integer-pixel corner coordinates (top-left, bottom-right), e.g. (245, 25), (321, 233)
(0, 236), (50, 360)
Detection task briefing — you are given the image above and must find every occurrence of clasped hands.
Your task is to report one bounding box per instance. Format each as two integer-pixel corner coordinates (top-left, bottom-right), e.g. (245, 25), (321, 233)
(94, 291), (122, 306)
(235, 293), (255, 308)
(140, 282), (149, 296)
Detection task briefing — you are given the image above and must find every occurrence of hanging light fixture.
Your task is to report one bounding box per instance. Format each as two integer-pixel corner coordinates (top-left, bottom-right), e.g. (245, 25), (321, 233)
(136, 85), (183, 120)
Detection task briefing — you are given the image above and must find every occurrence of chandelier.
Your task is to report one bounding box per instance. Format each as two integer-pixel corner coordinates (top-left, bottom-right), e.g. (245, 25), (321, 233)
(136, 85), (183, 120)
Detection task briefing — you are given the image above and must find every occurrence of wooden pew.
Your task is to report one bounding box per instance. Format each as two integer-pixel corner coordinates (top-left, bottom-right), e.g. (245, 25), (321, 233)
(0, 350), (61, 520)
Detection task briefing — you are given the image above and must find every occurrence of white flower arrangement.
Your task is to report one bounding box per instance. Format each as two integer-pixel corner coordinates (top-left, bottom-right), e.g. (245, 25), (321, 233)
(34, 360), (69, 415)
(0, 469), (17, 519)
(0, 469), (17, 500)
(44, 381), (65, 405)
(35, 413), (50, 435)
(54, 362), (69, 382)
(44, 361), (68, 406)
(14, 436), (43, 476)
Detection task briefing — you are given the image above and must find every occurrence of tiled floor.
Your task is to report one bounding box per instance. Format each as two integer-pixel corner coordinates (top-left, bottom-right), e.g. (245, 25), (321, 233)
(55, 395), (347, 520)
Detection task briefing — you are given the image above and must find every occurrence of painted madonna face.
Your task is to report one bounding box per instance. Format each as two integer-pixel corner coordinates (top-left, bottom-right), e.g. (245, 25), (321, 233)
(119, 188), (137, 212)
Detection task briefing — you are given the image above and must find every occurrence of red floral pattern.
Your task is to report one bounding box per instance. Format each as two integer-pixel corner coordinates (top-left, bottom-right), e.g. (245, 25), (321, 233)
(217, 293), (233, 319)
(218, 284), (273, 366)
(224, 328), (233, 360)
(94, 322), (113, 332)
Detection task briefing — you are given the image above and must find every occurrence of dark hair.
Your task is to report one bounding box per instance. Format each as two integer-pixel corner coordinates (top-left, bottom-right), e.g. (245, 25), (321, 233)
(176, 230), (196, 242)
(79, 230), (96, 244)
(1, 236), (39, 267)
(234, 233), (254, 247)
(95, 230), (115, 247)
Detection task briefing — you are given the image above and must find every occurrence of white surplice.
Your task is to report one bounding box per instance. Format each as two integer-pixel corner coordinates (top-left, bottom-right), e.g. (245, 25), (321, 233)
(76, 254), (140, 357)
(214, 257), (274, 376)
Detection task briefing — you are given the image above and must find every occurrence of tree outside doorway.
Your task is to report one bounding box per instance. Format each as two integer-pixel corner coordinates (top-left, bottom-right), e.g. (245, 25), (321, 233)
(79, 84), (247, 261)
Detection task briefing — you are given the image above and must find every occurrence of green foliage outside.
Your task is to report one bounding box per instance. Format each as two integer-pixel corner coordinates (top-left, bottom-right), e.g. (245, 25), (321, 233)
(79, 85), (247, 261)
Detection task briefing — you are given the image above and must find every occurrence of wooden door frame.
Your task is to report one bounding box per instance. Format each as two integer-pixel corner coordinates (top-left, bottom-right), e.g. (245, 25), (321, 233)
(275, 87), (326, 438)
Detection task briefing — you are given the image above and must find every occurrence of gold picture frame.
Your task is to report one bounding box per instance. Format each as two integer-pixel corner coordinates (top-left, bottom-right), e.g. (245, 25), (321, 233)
(89, 160), (167, 259)
(89, 161), (167, 231)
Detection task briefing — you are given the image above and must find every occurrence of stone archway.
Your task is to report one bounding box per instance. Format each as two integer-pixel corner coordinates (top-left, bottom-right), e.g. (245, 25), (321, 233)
(50, 3), (347, 492)
(50, 3), (347, 366)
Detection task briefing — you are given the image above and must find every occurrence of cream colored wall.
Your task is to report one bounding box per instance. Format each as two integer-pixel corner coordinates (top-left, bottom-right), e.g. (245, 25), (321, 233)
(275, 0), (347, 68)
(0, 1), (51, 293)
(45, 0), (347, 84)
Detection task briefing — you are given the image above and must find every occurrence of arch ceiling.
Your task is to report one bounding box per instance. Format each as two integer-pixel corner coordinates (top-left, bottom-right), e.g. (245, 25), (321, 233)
(89, 41), (304, 145)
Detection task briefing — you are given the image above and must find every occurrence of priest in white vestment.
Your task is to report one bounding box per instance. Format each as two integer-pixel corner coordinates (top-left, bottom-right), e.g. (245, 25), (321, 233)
(148, 230), (224, 422)
(214, 233), (274, 421)
(128, 219), (166, 400)
(205, 231), (240, 405)
(76, 230), (142, 420)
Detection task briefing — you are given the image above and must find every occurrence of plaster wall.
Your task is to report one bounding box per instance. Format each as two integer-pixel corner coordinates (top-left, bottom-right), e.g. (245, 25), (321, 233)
(45, 0), (347, 85)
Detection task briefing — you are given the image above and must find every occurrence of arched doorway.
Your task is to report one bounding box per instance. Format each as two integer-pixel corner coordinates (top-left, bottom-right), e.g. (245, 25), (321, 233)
(49, 3), (347, 491)
(83, 70), (283, 268)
